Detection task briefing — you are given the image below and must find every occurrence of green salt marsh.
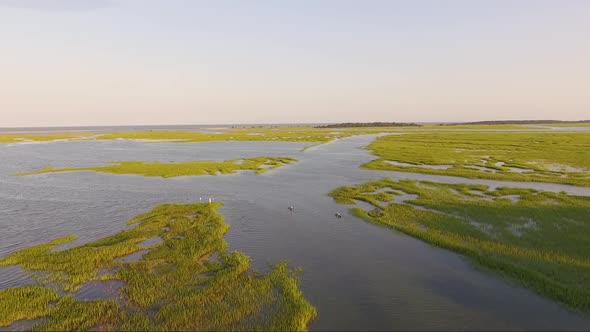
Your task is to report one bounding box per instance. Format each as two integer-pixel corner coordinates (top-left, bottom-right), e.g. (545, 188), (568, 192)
(0, 202), (317, 331)
(19, 157), (297, 178)
(363, 132), (590, 187)
(330, 179), (590, 313)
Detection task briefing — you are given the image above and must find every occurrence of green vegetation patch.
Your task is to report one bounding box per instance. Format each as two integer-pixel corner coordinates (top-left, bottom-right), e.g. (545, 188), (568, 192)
(0, 126), (409, 145)
(94, 126), (411, 144)
(98, 128), (342, 143)
(330, 179), (590, 312)
(0, 127), (354, 144)
(363, 132), (590, 187)
(420, 124), (538, 130)
(0, 202), (317, 330)
(0, 134), (95, 143)
(19, 157), (297, 178)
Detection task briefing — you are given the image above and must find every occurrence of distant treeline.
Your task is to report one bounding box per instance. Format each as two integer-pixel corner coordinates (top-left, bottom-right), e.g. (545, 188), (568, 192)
(316, 122), (420, 128)
(443, 120), (590, 126)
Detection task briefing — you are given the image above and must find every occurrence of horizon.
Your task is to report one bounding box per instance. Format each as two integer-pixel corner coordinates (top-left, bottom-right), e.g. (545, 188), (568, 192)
(1, 0), (589, 127)
(1, 118), (589, 131)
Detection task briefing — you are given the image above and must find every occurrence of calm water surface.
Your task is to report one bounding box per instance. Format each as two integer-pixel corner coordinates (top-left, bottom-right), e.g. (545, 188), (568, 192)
(1, 136), (589, 330)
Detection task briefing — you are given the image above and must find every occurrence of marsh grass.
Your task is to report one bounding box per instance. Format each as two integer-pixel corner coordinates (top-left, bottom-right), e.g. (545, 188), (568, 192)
(0, 286), (60, 327)
(420, 124), (539, 130)
(18, 157), (297, 178)
(0, 203), (316, 330)
(0, 134), (92, 143)
(0, 126), (426, 145)
(363, 132), (590, 187)
(98, 128), (341, 143)
(331, 179), (590, 312)
(0, 127), (355, 144)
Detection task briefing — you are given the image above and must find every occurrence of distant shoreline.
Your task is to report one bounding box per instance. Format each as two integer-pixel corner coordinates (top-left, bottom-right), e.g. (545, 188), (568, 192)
(443, 120), (590, 126)
(315, 122), (420, 128)
(0, 124), (328, 134)
(1, 120), (589, 133)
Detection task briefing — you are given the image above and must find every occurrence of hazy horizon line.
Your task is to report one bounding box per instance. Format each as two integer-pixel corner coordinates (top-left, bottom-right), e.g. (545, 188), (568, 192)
(1, 119), (589, 131)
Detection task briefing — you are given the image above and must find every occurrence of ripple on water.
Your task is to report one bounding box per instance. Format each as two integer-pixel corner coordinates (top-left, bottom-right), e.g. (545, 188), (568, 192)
(3, 318), (48, 331)
(140, 236), (163, 247)
(73, 280), (125, 301)
(0, 265), (37, 289)
(118, 249), (149, 263)
(353, 199), (378, 212)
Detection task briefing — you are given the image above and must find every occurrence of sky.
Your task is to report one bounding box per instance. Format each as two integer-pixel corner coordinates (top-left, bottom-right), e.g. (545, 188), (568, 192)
(1, 0), (589, 127)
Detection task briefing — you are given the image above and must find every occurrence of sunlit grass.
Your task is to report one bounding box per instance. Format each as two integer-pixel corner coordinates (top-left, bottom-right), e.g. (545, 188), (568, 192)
(331, 179), (590, 312)
(0, 127), (353, 144)
(94, 126), (416, 144)
(0, 127), (349, 144)
(363, 132), (590, 187)
(18, 157), (297, 178)
(0, 286), (60, 327)
(420, 124), (539, 130)
(0, 134), (94, 143)
(0, 203), (317, 330)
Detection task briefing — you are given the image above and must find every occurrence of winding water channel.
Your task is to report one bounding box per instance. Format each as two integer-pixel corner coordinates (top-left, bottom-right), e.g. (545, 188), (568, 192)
(1, 135), (589, 330)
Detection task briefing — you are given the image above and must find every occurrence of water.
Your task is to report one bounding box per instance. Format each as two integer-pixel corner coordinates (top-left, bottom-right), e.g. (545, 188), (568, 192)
(140, 236), (164, 247)
(1, 136), (589, 330)
(385, 160), (453, 170)
(2, 318), (47, 332)
(73, 280), (125, 301)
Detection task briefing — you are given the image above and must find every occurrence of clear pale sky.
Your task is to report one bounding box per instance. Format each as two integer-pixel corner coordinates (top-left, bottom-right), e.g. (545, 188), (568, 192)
(1, 0), (589, 127)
